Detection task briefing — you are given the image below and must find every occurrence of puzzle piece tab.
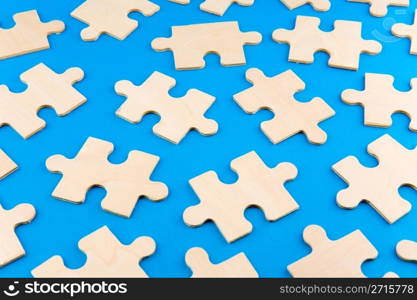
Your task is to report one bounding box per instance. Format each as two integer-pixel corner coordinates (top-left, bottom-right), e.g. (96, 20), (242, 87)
(200, 0), (254, 16)
(342, 73), (417, 130)
(46, 137), (168, 217)
(273, 16), (382, 70)
(186, 247), (258, 277)
(0, 63), (86, 139)
(397, 239), (417, 264)
(233, 68), (335, 145)
(0, 150), (17, 180)
(0, 10), (64, 60)
(348, 0), (409, 17)
(32, 226), (155, 277)
(0, 203), (36, 267)
(115, 71), (218, 144)
(392, 9), (417, 55)
(183, 151), (299, 243)
(152, 21), (262, 70)
(332, 134), (417, 224)
(280, 0), (331, 11)
(71, 0), (160, 41)
(287, 225), (377, 277)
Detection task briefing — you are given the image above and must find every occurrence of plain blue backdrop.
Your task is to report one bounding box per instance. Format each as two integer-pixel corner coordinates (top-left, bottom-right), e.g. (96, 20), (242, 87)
(1, 0), (417, 278)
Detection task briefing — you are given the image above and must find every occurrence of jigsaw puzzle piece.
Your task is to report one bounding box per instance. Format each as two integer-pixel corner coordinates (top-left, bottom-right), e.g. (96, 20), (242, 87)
(115, 71), (218, 144)
(169, 0), (190, 3)
(200, 0), (254, 16)
(185, 247), (258, 277)
(71, 0), (160, 41)
(348, 0), (409, 17)
(397, 240), (417, 264)
(0, 150), (17, 180)
(392, 9), (417, 55)
(32, 226), (155, 277)
(234, 68), (334, 144)
(280, 0), (331, 11)
(183, 151), (298, 243)
(46, 137), (168, 217)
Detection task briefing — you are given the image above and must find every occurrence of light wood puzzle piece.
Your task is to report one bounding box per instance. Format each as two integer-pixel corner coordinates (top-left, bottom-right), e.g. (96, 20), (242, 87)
(273, 16), (382, 70)
(183, 151), (299, 243)
(287, 225), (377, 277)
(280, 0), (331, 11)
(0, 150), (17, 180)
(169, 0), (190, 4)
(186, 247), (258, 277)
(32, 226), (155, 277)
(392, 9), (417, 55)
(115, 71), (218, 144)
(0, 10), (64, 60)
(200, 0), (255, 16)
(71, 0), (160, 41)
(0, 63), (86, 139)
(233, 68), (335, 145)
(348, 0), (409, 17)
(0, 203), (36, 267)
(397, 239), (417, 264)
(342, 73), (417, 130)
(46, 137), (168, 217)
(151, 21), (262, 70)
(332, 134), (417, 224)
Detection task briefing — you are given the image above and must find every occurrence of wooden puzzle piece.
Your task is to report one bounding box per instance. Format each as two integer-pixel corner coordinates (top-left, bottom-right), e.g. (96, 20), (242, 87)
(200, 0), (255, 16)
(71, 0), (160, 41)
(0, 150), (17, 180)
(233, 68), (334, 145)
(287, 225), (377, 277)
(332, 134), (417, 224)
(169, 0), (190, 4)
(115, 71), (218, 144)
(342, 73), (417, 130)
(348, 0), (409, 17)
(0, 63), (86, 139)
(185, 247), (258, 277)
(46, 137), (168, 218)
(151, 21), (262, 70)
(273, 16), (382, 70)
(397, 239), (417, 264)
(280, 0), (331, 11)
(0, 10), (64, 60)
(32, 226), (155, 277)
(0, 203), (36, 267)
(392, 9), (417, 55)
(183, 151), (298, 243)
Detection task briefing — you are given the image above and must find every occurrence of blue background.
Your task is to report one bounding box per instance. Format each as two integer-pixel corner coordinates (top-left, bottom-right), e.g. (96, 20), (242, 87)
(1, 0), (417, 278)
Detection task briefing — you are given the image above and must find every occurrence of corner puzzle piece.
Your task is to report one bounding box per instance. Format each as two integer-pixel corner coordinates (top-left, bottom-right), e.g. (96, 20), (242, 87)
(332, 134), (417, 224)
(348, 0), (409, 17)
(71, 0), (160, 41)
(392, 9), (417, 55)
(273, 16), (382, 70)
(200, 0), (254, 16)
(0, 150), (17, 180)
(32, 226), (155, 277)
(46, 137), (168, 218)
(186, 247), (258, 277)
(287, 225), (377, 277)
(152, 21), (262, 70)
(397, 240), (417, 264)
(0, 203), (36, 267)
(115, 71), (218, 144)
(0, 10), (64, 60)
(233, 68), (335, 145)
(280, 0), (331, 11)
(342, 73), (417, 130)
(183, 151), (298, 243)
(0, 63), (86, 139)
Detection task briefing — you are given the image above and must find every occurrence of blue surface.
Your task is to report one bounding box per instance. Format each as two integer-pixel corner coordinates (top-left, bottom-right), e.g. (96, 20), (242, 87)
(1, 0), (417, 278)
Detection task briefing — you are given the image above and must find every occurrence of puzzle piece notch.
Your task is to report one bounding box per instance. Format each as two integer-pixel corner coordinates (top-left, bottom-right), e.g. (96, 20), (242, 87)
(183, 151), (299, 243)
(151, 21), (262, 70)
(287, 225), (378, 277)
(46, 137), (168, 217)
(392, 9), (417, 55)
(0, 150), (17, 180)
(32, 226), (155, 277)
(71, 0), (160, 41)
(186, 247), (258, 277)
(342, 73), (417, 130)
(397, 240), (417, 263)
(0, 203), (36, 267)
(273, 16), (382, 70)
(115, 71), (218, 144)
(200, 0), (255, 16)
(0, 10), (64, 60)
(0, 63), (86, 139)
(280, 0), (331, 11)
(333, 134), (417, 224)
(233, 68), (335, 145)
(348, 0), (409, 17)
